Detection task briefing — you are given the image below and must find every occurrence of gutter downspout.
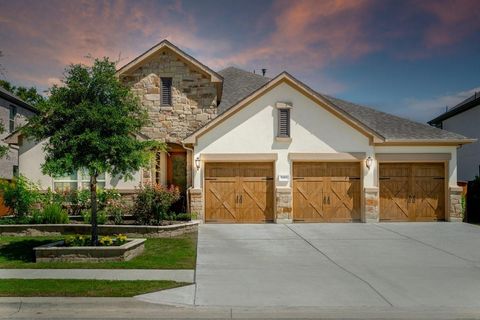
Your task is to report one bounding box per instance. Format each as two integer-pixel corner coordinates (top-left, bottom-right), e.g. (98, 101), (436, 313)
(182, 142), (195, 214)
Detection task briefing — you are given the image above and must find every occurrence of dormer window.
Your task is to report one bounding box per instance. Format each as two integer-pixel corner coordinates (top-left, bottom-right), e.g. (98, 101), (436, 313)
(276, 102), (292, 140)
(161, 77), (172, 106)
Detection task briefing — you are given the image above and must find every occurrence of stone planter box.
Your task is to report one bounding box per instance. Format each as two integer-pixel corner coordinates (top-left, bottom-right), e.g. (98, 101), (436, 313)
(0, 221), (199, 238)
(34, 238), (146, 262)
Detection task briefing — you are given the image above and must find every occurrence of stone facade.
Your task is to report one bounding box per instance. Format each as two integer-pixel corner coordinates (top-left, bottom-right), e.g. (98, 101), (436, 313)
(276, 187), (292, 223)
(188, 188), (203, 220)
(448, 186), (464, 222)
(122, 49), (219, 144)
(364, 187), (379, 222)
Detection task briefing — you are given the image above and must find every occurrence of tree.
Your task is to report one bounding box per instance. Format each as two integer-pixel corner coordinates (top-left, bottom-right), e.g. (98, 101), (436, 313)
(0, 80), (44, 106)
(23, 57), (163, 245)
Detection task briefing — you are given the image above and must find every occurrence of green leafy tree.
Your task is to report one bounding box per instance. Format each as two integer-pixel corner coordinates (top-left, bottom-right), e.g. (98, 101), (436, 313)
(0, 80), (44, 106)
(23, 57), (163, 245)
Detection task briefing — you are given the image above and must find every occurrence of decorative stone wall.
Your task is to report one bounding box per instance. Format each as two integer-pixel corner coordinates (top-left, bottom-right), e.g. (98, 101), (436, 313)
(276, 187), (292, 223)
(121, 49), (218, 144)
(188, 188), (203, 220)
(448, 186), (463, 222)
(364, 187), (379, 222)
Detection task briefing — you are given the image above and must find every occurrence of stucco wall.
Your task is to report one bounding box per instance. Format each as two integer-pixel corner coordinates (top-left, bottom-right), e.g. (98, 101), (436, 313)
(0, 96), (36, 180)
(19, 139), (142, 190)
(193, 82), (375, 189)
(442, 106), (480, 181)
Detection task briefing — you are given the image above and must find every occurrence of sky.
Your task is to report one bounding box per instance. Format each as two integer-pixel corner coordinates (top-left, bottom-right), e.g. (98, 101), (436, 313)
(0, 0), (479, 123)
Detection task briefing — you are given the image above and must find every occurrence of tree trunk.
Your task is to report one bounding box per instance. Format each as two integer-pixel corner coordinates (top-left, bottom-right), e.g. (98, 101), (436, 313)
(90, 174), (98, 246)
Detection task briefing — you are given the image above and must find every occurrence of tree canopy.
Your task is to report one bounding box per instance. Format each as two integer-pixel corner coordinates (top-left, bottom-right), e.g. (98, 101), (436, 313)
(23, 57), (163, 244)
(0, 80), (44, 106)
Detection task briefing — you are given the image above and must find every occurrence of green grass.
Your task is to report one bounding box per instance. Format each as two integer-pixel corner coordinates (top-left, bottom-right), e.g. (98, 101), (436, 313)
(0, 279), (187, 297)
(0, 233), (197, 269)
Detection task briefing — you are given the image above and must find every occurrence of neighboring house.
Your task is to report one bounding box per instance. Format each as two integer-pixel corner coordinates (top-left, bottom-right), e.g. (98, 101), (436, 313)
(0, 86), (37, 180)
(429, 92), (480, 182)
(7, 40), (475, 223)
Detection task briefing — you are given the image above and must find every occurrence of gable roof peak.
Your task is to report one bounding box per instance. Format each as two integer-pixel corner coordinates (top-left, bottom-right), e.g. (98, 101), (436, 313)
(116, 39), (223, 83)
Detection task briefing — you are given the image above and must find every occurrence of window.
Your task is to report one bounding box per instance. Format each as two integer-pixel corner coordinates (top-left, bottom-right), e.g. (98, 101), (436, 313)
(12, 165), (19, 177)
(277, 108), (290, 138)
(9, 105), (17, 133)
(161, 77), (172, 106)
(53, 170), (106, 192)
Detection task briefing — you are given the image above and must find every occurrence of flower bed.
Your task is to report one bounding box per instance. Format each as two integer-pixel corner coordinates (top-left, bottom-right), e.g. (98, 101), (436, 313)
(34, 238), (146, 262)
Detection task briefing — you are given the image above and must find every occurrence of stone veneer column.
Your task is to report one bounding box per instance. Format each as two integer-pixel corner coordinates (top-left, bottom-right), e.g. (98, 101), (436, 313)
(364, 187), (379, 223)
(448, 186), (463, 222)
(188, 188), (203, 221)
(276, 187), (293, 223)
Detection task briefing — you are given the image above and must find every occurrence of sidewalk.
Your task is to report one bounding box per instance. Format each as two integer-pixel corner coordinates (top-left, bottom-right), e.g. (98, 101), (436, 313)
(1, 297), (479, 319)
(0, 269), (194, 282)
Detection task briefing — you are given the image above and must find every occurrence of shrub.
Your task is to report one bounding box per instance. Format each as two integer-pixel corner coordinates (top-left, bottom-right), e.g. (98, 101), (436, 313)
(62, 189), (90, 215)
(0, 176), (40, 217)
(132, 184), (181, 225)
(41, 203), (69, 224)
(65, 234), (91, 247)
(82, 209), (107, 224)
(98, 235), (114, 246)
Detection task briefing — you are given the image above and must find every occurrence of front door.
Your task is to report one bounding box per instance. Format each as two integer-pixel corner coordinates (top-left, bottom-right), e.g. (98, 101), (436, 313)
(167, 150), (187, 212)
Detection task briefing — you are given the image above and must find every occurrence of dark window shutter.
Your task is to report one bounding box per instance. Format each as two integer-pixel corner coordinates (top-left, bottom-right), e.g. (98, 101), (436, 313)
(278, 108), (290, 137)
(161, 77), (172, 105)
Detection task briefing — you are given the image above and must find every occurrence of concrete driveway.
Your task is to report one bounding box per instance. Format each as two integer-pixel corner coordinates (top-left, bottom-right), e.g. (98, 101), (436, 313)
(141, 223), (480, 308)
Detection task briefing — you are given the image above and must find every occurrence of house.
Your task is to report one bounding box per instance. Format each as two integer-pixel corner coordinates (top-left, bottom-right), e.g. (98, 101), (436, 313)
(429, 92), (480, 182)
(8, 40), (475, 223)
(0, 86), (37, 180)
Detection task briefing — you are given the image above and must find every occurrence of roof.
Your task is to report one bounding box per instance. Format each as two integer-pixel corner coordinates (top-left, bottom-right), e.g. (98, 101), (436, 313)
(0, 86), (38, 113)
(185, 68), (474, 145)
(217, 67), (270, 113)
(428, 91), (480, 125)
(324, 95), (469, 141)
(116, 40), (223, 83)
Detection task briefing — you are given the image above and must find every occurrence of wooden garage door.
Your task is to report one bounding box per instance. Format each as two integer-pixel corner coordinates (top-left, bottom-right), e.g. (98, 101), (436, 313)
(379, 163), (445, 221)
(205, 162), (274, 223)
(293, 162), (361, 222)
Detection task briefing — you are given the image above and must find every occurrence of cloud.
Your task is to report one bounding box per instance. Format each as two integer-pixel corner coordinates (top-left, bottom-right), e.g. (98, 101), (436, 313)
(399, 87), (480, 122)
(207, 0), (378, 72)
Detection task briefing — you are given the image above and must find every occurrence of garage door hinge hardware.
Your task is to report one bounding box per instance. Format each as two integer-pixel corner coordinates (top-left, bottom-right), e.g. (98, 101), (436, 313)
(293, 177), (304, 180)
(261, 177), (274, 180)
(379, 177), (391, 180)
(205, 178), (218, 180)
(349, 177), (361, 180)
(433, 177), (445, 180)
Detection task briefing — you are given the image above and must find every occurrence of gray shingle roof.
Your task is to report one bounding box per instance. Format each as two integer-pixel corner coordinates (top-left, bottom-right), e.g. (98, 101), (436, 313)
(0, 86), (38, 113)
(215, 67), (470, 142)
(323, 95), (469, 141)
(217, 67), (270, 113)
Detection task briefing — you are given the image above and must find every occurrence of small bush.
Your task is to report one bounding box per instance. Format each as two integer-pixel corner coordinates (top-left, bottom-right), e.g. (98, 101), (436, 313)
(82, 210), (108, 224)
(0, 176), (40, 217)
(65, 234), (91, 247)
(41, 203), (69, 224)
(132, 184), (181, 225)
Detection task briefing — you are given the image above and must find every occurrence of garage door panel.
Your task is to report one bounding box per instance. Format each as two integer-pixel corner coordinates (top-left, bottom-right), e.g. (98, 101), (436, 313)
(205, 180), (238, 223)
(325, 179), (361, 221)
(293, 162), (361, 222)
(412, 176), (445, 221)
(379, 163), (445, 222)
(380, 178), (410, 221)
(239, 179), (274, 222)
(293, 180), (325, 222)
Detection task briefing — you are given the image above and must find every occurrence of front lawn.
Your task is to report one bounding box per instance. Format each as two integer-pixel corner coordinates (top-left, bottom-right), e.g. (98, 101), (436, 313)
(0, 279), (187, 297)
(0, 233), (197, 269)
